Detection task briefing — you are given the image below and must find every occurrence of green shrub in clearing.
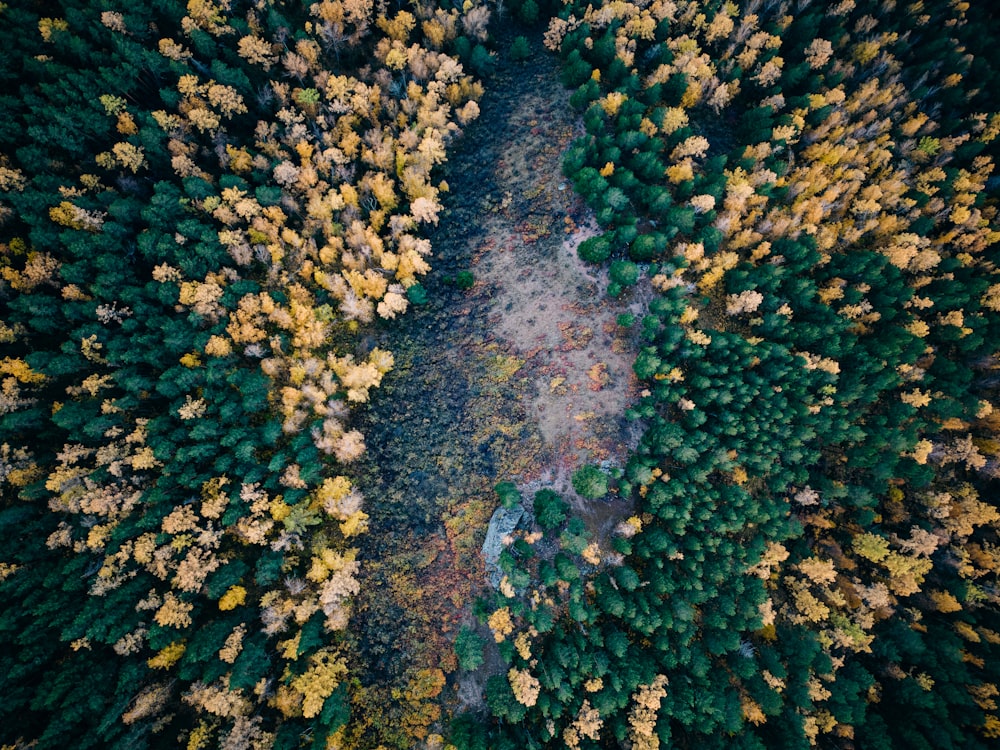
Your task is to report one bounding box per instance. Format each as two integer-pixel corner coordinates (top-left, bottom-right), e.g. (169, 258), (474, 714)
(509, 36), (531, 62)
(494, 481), (521, 509)
(406, 283), (428, 305)
(609, 259), (639, 287)
(533, 489), (569, 531)
(572, 464), (609, 499)
(578, 234), (612, 263)
(453, 626), (485, 671)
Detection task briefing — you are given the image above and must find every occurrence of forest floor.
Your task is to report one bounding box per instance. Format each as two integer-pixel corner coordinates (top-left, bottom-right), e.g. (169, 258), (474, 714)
(349, 27), (643, 744)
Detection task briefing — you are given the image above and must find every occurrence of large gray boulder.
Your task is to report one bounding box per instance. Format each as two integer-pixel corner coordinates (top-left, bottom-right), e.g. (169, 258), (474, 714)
(481, 504), (531, 589)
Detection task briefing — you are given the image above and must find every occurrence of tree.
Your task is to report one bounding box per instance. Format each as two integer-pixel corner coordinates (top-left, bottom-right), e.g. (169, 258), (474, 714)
(454, 626), (486, 672)
(534, 489), (569, 530)
(572, 465), (609, 500)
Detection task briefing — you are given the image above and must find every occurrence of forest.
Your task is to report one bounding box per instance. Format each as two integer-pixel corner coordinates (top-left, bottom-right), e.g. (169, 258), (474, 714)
(0, 0), (998, 748)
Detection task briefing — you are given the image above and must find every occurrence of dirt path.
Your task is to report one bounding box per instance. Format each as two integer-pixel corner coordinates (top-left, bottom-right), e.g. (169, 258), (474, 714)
(348, 27), (643, 745)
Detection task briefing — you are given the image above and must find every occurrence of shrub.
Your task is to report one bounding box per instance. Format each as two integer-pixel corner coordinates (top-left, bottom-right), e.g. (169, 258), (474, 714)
(614, 222), (638, 245)
(562, 141), (589, 176)
(569, 79), (600, 110)
(450, 714), (490, 750)
(559, 517), (590, 554)
(570, 166), (608, 201)
(516, 0), (539, 25)
(485, 674), (527, 722)
(700, 225), (724, 253)
(668, 205), (696, 235)
(633, 348), (662, 379)
(469, 44), (495, 76)
(534, 489), (568, 530)
(494, 481), (521, 509)
(596, 205), (617, 227)
(661, 72), (689, 105)
(610, 259), (640, 287)
(406, 283), (428, 304)
(509, 36), (531, 62)
(453, 626), (485, 671)
(561, 49), (592, 88)
(572, 464), (609, 499)
(578, 234), (612, 263)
